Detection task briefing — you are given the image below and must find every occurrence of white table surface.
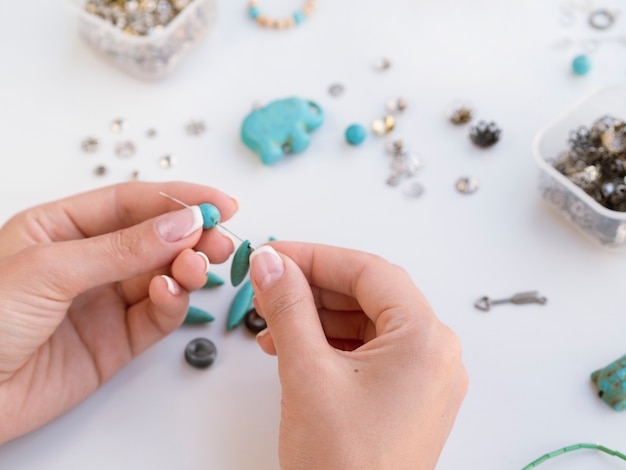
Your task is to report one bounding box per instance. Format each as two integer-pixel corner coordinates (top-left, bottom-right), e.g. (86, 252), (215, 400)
(1, 0), (626, 468)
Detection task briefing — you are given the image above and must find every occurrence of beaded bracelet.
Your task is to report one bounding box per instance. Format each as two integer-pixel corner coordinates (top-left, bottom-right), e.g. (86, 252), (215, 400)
(247, 0), (316, 29)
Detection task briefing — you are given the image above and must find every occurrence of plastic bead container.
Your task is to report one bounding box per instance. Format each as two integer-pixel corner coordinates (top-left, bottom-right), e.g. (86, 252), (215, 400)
(67, 0), (215, 79)
(533, 84), (626, 248)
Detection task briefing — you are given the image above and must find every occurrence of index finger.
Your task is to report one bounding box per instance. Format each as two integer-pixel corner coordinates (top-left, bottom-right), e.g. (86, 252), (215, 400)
(55, 181), (238, 237)
(269, 241), (434, 332)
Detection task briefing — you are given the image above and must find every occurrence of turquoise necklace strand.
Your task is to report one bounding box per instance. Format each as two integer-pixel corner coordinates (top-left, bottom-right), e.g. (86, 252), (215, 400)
(522, 443), (626, 469)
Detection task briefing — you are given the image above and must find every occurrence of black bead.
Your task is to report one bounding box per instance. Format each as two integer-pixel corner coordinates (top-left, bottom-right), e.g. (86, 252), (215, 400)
(469, 120), (501, 147)
(244, 308), (267, 334)
(184, 337), (217, 369)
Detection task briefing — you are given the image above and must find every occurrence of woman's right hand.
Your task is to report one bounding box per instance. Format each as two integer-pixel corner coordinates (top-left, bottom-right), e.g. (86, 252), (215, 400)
(249, 242), (467, 470)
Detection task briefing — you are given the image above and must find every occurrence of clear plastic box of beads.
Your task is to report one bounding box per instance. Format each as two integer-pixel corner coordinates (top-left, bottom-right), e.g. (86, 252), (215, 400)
(66, 0), (216, 79)
(533, 84), (626, 248)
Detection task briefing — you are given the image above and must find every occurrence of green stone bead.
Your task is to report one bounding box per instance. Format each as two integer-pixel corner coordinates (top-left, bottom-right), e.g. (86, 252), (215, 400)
(202, 272), (225, 288)
(183, 306), (215, 324)
(227, 279), (254, 330)
(231, 240), (253, 287)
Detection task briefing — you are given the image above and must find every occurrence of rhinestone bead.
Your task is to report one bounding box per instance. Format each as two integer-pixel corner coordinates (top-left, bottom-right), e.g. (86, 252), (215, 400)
(111, 118), (126, 133)
(115, 141), (136, 158)
(373, 58), (392, 71)
(456, 176), (479, 194)
(403, 180), (425, 198)
(159, 154), (176, 168)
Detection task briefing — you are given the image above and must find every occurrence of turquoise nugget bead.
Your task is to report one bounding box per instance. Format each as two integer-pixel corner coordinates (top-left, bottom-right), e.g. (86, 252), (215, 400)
(248, 6), (260, 19)
(184, 306), (215, 324)
(572, 54), (591, 76)
(227, 280), (255, 330)
(293, 10), (305, 24)
(231, 240), (253, 287)
(345, 124), (366, 145)
(591, 354), (626, 411)
(200, 203), (220, 229)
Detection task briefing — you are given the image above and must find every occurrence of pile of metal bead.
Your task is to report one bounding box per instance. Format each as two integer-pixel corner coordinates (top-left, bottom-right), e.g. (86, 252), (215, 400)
(85, 0), (192, 35)
(553, 115), (626, 211)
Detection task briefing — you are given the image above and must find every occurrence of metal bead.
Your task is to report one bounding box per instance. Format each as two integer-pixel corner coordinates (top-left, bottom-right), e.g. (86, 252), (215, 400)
(386, 174), (401, 187)
(450, 107), (473, 125)
(455, 176), (479, 195)
(588, 9), (616, 30)
(94, 165), (107, 176)
(469, 121), (501, 147)
(385, 139), (404, 155)
(371, 115), (395, 136)
(386, 97), (408, 115)
(115, 141), (136, 158)
(146, 128), (158, 138)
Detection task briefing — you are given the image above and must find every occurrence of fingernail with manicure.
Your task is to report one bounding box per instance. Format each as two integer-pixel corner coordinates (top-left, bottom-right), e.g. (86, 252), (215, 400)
(250, 246), (284, 290)
(161, 275), (181, 295)
(195, 251), (210, 274)
(156, 206), (204, 242)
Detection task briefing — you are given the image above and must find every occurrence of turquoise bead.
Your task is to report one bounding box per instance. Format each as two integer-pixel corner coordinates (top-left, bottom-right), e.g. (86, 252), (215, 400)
(572, 54), (591, 76)
(345, 124), (367, 145)
(183, 306), (215, 324)
(591, 354), (626, 411)
(248, 6), (260, 19)
(202, 272), (225, 289)
(231, 240), (253, 287)
(293, 10), (305, 24)
(227, 279), (254, 330)
(199, 203), (220, 229)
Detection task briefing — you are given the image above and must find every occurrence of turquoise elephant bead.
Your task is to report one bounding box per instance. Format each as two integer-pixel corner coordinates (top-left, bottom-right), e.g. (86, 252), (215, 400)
(591, 354), (626, 411)
(200, 203), (220, 229)
(241, 97), (325, 165)
(227, 279), (255, 330)
(183, 306), (215, 324)
(231, 240), (253, 287)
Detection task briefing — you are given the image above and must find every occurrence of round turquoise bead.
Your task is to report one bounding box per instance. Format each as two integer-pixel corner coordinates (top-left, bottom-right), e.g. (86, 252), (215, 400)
(345, 124), (367, 146)
(572, 54), (591, 76)
(293, 10), (305, 24)
(248, 6), (260, 19)
(199, 203), (220, 229)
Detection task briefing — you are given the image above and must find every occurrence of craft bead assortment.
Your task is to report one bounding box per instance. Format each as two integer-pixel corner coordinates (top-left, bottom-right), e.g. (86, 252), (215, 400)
(247, 0), (316, 29)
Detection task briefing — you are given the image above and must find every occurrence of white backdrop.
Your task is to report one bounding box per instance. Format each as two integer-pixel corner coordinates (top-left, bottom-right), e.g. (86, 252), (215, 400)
(1, 1), (626, 468)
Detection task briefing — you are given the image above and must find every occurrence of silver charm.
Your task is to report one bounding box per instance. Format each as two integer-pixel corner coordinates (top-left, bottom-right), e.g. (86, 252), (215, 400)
(328, 83), (345, 97)
(455, 176), (479, 194)
(185, 120), (206, 136)
(115, 141), (136, 158)
(81, 136), (100, 153)
(474, 291), (547, 312)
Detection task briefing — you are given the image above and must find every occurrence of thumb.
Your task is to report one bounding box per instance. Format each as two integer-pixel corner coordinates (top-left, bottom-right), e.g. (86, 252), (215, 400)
(249, 246), (328, 362)
(30, 206), (205, 299)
